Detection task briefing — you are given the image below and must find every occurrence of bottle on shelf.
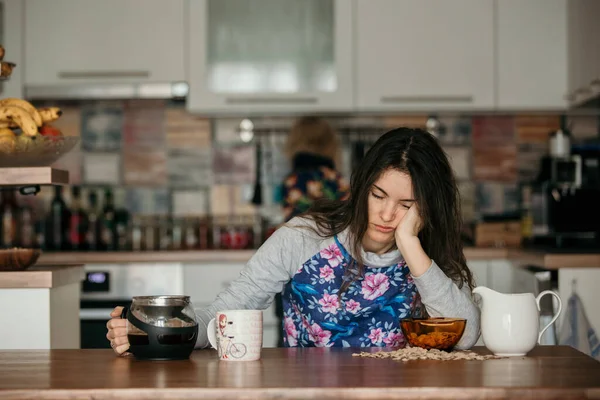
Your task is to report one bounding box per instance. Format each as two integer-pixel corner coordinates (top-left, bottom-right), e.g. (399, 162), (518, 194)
(35, 219), (46, 250)
(86, 190), (100, 251)
(47, 186), (69, 251)
(113, 190), (130, 251)
(99, 188), (117, 251)
(18, 203), (35, 248)
(0, 190), (18, 248)
(68, 186), (88, 251)
(130, 215), (142, 252)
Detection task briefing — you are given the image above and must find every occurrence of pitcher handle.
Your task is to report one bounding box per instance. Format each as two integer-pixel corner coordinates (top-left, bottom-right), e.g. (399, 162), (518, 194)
(536, 290), (562, 344)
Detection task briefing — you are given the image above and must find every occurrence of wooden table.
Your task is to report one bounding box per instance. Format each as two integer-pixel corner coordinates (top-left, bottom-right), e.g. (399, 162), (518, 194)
(0, 347), (598, 399)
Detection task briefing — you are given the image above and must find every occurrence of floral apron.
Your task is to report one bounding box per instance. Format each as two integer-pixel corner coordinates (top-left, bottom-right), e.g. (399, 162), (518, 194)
(281, 235), (422, 348)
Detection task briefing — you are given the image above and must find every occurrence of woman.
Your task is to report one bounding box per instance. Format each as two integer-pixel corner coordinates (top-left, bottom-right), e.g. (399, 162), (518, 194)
(281, 116), (349, 221)
(107, 127), (479, 353)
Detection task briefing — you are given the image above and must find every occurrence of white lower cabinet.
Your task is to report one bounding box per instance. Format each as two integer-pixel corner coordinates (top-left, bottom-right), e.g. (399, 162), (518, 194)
(183, 263), (279, 348)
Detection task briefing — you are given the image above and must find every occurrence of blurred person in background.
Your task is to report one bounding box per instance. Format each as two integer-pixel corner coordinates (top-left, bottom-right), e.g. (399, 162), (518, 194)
(275, 116), (350, 345)
(281, 116), (349, 221)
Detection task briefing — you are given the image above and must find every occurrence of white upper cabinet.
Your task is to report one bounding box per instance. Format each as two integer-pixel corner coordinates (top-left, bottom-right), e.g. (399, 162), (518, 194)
(355, 0), (495, 112)
(187, 0), (354, 115)
(24, 0), (185, 85)
(566, 0), (600, 107)
(497, 0), (567, 110)
(0, 0), (24, 98)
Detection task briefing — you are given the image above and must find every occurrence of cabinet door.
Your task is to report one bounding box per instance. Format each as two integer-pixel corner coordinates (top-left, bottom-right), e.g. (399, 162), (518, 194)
(497, 0), (567, 110)
(183, 263), (279, 348)
(187, 0), (354, 115)
(566, 0), (598, 105)
(0, 0), (23, 98)
(467, 261), (489, 288)
(567, 0), (584, 101)
(356, 0), (494, 111)
(24, 0), (185, 85)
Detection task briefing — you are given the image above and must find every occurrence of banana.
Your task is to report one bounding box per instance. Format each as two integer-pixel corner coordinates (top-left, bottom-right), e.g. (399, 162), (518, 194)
(38, 107), (62, 123)
(0, 128), (14, 137)
(0, 98), (43, 127)
(0, 128), (16, 153)
(0, 105), (38, 137)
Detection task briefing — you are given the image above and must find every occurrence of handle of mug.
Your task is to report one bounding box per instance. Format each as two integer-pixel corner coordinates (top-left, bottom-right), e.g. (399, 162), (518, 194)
(207, 318), (218, 349)
(536, 290), (563, 344)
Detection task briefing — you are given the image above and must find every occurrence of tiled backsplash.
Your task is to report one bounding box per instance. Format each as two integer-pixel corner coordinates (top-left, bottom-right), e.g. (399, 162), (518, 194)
(22, 100), (600, 229)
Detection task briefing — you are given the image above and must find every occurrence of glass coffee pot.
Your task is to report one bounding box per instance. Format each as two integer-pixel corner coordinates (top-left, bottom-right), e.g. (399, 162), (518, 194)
(121, 295), (199, 360)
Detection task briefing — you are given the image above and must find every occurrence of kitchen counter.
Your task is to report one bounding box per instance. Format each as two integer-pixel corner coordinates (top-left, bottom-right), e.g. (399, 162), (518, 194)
(0, 265), (83, 350)
(0, 265), (83, 288)
(36, 248), (600, 269)
(0, 347), (598, 399)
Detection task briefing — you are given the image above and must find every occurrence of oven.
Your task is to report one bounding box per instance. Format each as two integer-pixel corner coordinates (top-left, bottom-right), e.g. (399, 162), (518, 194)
(80, 264), (184, 348)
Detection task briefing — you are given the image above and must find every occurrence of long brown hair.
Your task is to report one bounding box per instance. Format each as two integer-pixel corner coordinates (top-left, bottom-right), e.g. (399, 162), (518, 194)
(300, 127), (473, 294)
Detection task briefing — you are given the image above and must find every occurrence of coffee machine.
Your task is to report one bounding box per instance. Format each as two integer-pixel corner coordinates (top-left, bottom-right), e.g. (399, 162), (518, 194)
(530, 129), (600, 248)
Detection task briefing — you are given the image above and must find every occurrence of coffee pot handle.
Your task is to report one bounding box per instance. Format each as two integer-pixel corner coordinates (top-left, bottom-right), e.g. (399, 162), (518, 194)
(536, 290), (563, 344)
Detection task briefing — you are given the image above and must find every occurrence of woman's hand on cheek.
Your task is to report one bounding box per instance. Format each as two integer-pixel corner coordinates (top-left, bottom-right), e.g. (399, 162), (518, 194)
(395, 205), (431, 276)
(395, 204), (422, 244)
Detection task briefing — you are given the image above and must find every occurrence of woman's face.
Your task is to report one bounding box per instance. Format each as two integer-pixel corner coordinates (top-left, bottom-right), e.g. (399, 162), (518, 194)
(362, 169), (415, 254)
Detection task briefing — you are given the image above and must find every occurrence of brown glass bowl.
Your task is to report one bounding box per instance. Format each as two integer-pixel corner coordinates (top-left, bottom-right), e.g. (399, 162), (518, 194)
(400, 317), (466, 351)
(0, 248), (41, 271)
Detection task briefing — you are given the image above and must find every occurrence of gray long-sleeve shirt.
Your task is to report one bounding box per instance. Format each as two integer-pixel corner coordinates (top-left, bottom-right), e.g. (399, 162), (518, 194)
(194, 217), (480, 349)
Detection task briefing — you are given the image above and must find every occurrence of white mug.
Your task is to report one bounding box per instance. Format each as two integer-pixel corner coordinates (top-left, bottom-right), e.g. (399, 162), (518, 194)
(207, 310), (263, 361)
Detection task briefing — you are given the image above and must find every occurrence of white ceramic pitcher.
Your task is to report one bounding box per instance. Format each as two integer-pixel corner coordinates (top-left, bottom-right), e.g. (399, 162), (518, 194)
(472, 286), (562, 357)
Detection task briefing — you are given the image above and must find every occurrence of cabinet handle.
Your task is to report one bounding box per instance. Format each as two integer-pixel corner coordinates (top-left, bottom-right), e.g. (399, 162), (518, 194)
(58, 71), (150, 79)
(225, 97), (318, 105)
(380, 95), (473, 104)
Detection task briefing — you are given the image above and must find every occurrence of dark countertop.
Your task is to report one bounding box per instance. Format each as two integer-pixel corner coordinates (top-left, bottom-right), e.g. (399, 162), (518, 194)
(0, 347), (598, 399)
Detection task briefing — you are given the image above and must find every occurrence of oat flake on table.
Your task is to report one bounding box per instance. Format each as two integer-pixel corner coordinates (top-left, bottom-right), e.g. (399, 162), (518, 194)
(352, 347), (504, 362)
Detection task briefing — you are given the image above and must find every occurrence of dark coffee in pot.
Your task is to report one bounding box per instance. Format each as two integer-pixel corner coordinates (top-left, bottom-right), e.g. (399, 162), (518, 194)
(127, 333), (150, 346)
(124, 295), (199, 360)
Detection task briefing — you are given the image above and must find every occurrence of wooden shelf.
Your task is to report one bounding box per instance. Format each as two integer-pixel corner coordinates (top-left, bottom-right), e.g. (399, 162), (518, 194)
(36, 248), (600, 269)
(0, 167), (69, 186)
(37, 250), (256, 265)
(38, 248), (507, 266)
(0, 265), (84, 288)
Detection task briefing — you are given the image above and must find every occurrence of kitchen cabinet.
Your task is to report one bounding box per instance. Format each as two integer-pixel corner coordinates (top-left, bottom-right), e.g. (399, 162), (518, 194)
(496, 0), (568, 110)
(187, 0), (354, 115)
(24, 0), (185, 86)
(183, 263), (279, 347)
(0, 0), (24, 98)
(567, 0), (600, 107)
(355, 0), (494, 112)
(467, 261), (489, 288)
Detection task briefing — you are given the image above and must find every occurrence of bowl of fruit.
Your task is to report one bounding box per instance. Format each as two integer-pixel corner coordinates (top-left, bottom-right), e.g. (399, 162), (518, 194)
(0, 98), (79, 167)
(400, 317), (466, 351)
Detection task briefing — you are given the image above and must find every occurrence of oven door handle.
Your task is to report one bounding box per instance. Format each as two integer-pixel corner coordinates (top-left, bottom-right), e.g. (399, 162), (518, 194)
(79, 309), (116, 321)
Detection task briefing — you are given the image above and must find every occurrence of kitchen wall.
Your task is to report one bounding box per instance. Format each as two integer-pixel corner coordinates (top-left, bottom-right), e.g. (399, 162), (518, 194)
(21, 99), (600, 241)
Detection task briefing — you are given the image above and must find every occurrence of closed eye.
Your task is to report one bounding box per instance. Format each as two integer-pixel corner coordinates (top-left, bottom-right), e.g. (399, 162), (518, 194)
(371, 192), (384, 200)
